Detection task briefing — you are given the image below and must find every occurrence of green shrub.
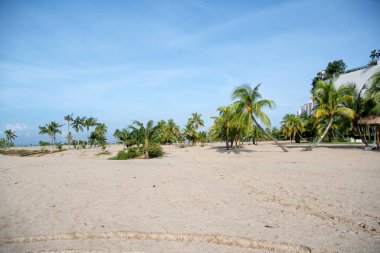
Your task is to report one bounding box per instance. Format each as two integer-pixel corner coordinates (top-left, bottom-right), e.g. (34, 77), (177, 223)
(56, 143), (63, 151)
(148, 144), (164, 158)
(39, 141), (50, 146)
(113, 147), (142, 160)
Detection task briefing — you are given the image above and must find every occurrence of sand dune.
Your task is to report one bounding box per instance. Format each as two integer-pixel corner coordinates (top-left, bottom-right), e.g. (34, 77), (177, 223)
(0, 143), (379, 252)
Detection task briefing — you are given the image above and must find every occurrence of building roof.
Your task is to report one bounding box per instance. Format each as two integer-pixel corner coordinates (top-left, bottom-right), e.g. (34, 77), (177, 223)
(334, 61), (380, 90)
(358, 116), (380, 125)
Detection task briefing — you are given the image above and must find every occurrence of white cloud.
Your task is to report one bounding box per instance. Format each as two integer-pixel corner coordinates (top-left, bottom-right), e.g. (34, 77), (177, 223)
(5, 123), (29, 131)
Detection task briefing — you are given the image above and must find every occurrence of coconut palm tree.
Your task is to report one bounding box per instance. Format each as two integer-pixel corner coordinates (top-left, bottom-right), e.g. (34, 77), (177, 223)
(39, 121), (63, 149)
(304, 80), (355, 151)
(232, 84), (288, 152)
(84, 117), (98, 147)
(281, 114), (304, 142)
(71, 116), (84, 149)
(370, 49), (380, 63)
(189, 112), (204, 129)
(89, 123), (107, 148)
(4, 129), (17, 144)
(166, 119), (180, 143)
(198, 131), (208, 147)
(114, 128), (135, 148)
(364, 71), (380, 149)
(366, 71), (380, 114)
(210, 106), (235, 149)
(64, 114), (73, 149)
(184, 121), (197, 145)
(129, 120), (160, 159)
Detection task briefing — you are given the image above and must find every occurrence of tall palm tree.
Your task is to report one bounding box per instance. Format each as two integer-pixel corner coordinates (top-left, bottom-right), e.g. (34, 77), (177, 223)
(71, 116), (84, 149)
(129, 120), (160, 159)
(89, 123), (107, 147)
(84, 117), (98, 147)
(4, 129), (17, 144)
(197, 131), (208, 147)
(365, 71), (380, 149)
(189, 112), (204, 129)
(232, 84), (289, 152)
(304, 80), (354, 151)
(366, 71), (380, 114)
(166, 119), (180, 143)
(64, 114), (73, 133)
(184, 121), (197, 145)
(210, 106), (235, 149)
(114, 128), (135, 148)
(64, 114), (73, 149)
(39, 121), (63, 149)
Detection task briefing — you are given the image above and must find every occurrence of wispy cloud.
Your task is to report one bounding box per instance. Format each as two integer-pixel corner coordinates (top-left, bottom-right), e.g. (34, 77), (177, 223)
(4, 122), (29, 131)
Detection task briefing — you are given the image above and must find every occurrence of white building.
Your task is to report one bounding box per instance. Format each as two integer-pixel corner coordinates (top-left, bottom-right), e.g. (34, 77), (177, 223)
(334, 61), (380, 90)
(297, 61), (380, 116)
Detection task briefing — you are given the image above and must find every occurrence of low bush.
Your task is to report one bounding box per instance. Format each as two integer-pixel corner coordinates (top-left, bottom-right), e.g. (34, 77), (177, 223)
(56, 143), (63, 151)
(148, 144), (164, 158)
(112, 147), (142, 160)
(39, 141), (50, 146)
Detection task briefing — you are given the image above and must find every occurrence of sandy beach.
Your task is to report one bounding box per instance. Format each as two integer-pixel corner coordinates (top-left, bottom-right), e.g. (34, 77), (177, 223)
(0, 143), (379, 253)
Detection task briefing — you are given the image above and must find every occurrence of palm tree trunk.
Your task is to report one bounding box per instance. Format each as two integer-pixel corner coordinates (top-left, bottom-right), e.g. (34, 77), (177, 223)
(304, 117), (333, 151)
(354, 121), (368, 146)
(251, 115), (288, 152)
(67, 123), (70, 149)
(77, 131), (80, 149)
(226, 128), (230, 149)
(376, 126), (380, 150)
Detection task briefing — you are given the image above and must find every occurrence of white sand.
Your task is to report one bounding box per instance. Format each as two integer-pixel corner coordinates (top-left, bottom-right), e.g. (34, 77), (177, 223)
(0, 142), (379, 253)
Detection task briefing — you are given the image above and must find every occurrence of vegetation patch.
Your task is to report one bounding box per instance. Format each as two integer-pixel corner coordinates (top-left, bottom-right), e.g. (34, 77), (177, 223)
(96, 151), (112, 156)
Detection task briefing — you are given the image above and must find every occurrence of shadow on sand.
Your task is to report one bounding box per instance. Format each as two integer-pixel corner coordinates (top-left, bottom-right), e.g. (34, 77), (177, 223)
(208, 145), (256, 154)
(284, 143), (367, 150)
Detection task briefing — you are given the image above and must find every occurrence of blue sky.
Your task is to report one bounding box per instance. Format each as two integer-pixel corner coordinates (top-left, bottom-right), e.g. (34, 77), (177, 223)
(0, 0), (379, 145)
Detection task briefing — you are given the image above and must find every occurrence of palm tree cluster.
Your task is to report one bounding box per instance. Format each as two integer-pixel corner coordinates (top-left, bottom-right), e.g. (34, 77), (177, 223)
(276, 71), (380, 151)
(39, 114), (107, 150)
(184, 113), (205, 145)
(0, 129), (17, 149)
(280, 114), (305, 143)
(113, 114), (209, 159)
(210, 84), (288, 152)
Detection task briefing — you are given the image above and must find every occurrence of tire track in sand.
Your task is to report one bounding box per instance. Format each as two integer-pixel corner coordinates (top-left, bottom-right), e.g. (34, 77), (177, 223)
(0, 230), (334, 253)
(232, 177), (379, 235)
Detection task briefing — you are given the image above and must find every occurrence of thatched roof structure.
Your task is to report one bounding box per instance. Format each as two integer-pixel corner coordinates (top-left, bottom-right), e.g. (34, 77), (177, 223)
(358, 116), (380, 125)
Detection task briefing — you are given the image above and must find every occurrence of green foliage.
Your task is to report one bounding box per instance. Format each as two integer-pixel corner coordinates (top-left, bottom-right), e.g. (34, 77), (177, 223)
(39, 121), (63, 147)
(113, 147), (142, 160)
(89, 123), (108, 147)
(147, 144), (164, 158)
(0, 138), (13, 149)
(366, 71), (380, 115)
(369, 49), (380, 63)
(281, 114), (305, 142)
(311, 60), (347, 89)
(305, 80), (355, 151)
(4, 129), (17, 144)
(325, 60), (346, 78)
(231, 84), (288, 152)
(113, 128), (135, 147)
(56, 143), (63, 151)
(39, 140), (50, 146)
(155, 119), (181, 144)
(128, 120), (160, 159)
(197, 131), (208, 147)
